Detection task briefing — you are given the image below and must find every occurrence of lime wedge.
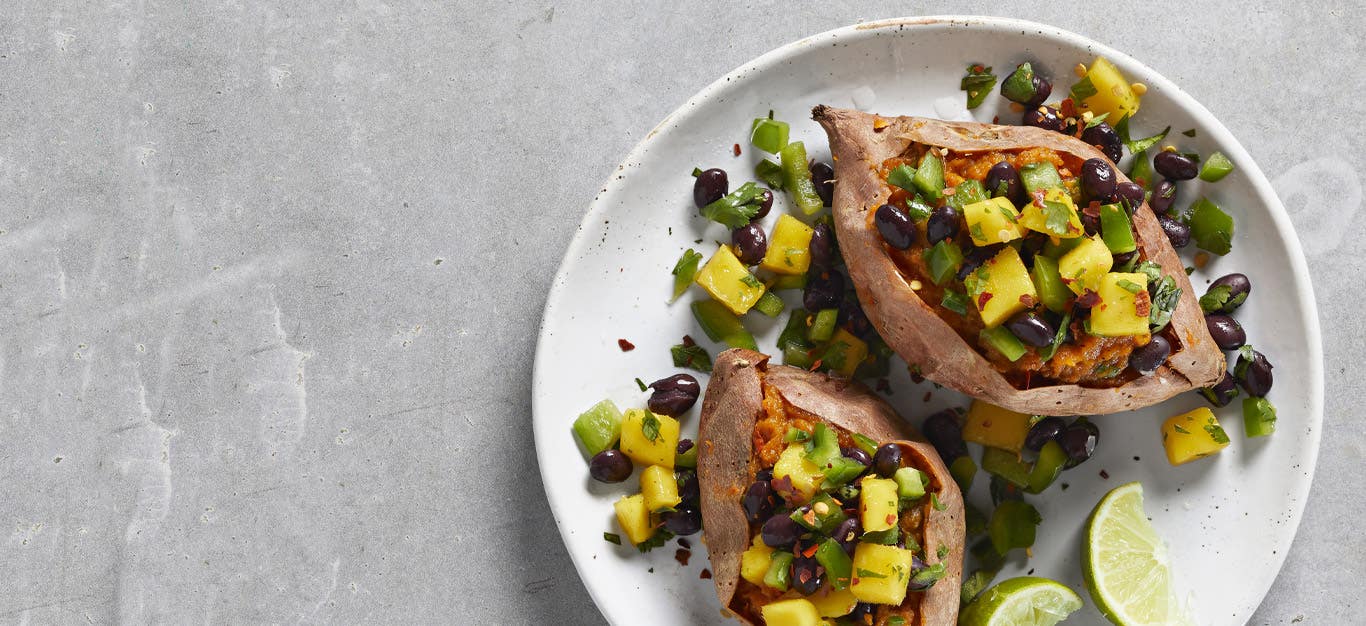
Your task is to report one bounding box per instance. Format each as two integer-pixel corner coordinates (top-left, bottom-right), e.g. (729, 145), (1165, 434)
(960, 576), (1083, 626)
(1083, 482), (1190, 625)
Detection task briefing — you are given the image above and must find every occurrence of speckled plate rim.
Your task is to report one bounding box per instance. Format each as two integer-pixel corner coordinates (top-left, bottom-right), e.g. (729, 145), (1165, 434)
(533, 15), (1323, 623)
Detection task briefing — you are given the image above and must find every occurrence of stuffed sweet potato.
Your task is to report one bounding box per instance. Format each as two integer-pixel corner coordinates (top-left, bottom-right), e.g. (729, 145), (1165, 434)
(698, 348), (964, 625)
(812, 106), (1224, 416)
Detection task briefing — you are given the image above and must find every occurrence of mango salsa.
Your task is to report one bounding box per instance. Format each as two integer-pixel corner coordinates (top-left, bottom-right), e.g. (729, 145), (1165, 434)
(760, 598), (822, 626)
(859, 476), (899, 532)
(850, 543), (915, 605)
(1058, 236), (1113, 295)
(740, 534), (774, 586)
(1075, 57), (1141, 122)
(1017, 188), (1084, 238)
(1090, 272), (1151, 337)
(760, 214), (815, 275)
(639, 464), (681, 512)
(695, 245), (766, 315)
(613, 494), (654, 545)
(1162, 407), (1231, 466)
(774, 443), (822, 502)
(963, 196), (1024, 246)
(619, 409), (679, 468)
(965, 246), (1038, 328)
(962, 400), (1032, 452)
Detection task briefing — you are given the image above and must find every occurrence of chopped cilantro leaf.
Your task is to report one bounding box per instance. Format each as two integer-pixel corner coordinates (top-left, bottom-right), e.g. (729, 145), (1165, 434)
(941, 290), (970, 316)
(931, 493), (946, 511)
(699, 182), (766, 228)
(1116, 279), (1144, 294)
(1205, 423), (1231, 444)
(603, 532), (622, 545)
(855, 568), (888, 579)
(641, 413), (662, 442)
(671, 343), (713, 373)
(637, 529), (674, 553)
(1042, 200), (1073, 236)
(1183, 129), (1198, 137)
(1069, 74), (1098, 102)
(1084, 112), (1111, 129)
(635, 377), (648, 392)
(1200, 285), (1234, 313)
(910, 562), (947, 588)
(969, 222), (986, 243)
(740, 274), (762, 289)
(1173, 424), (1190, 434)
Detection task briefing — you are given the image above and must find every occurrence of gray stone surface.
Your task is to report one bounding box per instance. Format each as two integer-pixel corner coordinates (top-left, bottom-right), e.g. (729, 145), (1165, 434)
(0, 2), (1359, 623)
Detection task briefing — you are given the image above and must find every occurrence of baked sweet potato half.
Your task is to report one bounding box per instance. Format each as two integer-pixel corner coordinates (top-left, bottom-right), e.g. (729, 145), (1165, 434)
(812, 106), (1224, 416)
(698, 348), (964, 625)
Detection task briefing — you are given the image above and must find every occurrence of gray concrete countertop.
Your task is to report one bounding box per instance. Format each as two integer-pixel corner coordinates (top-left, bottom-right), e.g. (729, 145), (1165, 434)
(1, 2), (1360, 623)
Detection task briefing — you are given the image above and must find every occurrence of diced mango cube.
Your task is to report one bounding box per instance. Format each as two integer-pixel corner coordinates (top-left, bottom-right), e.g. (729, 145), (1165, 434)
(1162, 407), (1231, 466)
(821, 328), (868, 378)
(760, 214), (815, 275)
(774, 443), (822, 502)
(613, 494), (654, 545)
(962, 400), (1032, 452)
(808, 585), (859, 617)
(1058, 236), (1113, 295)
(619, 409), (679, 468)
(1090, 272), (1151, 337)
(640, 465), (681, 512)
(851, 543), (914, 605)
(859, 476), (899, 532)
(740, 534), (775, 586)
(1017, 188), (1084, 238)
(1076, 57), (1141, 123)
(760, 599), (822, 626)
(695, 245), (766, 315)
(965, 246), (1037, 328)
(963, 196), (1023, 246)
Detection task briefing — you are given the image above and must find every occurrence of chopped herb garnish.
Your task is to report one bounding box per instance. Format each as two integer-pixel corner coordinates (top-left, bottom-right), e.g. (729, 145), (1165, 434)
(941, 289), (970, 316)
(1038, 311), (1072, 362)
(931, 493), (946, 511)
(785, 427), (811, 443)
(937, 544), (949, 559)
(960, 65), (997, 109)
(1069, 74), (1097, 102)
(1173, 424), (1191, 434)
(1116, 279), (1144, 294)
(1114, 115), (1171, 155)
(699, 182), (766, 228)
(635, 378), (648, 392)
(1204, 423), (1231, 444)
(910, 562), (948, 588)
(1083, 112), (1111, 129)
(1091, 363), (1123, 379)
(887, 164), (917, 192)
(603, 532), (622, 545)
(1042, 200), (1073, 236)
(1200, 285), (1239, 313)
(670, 249), (703, 302)
(1182, 128), (1198, 137)
(855, 568), (888, 580)
(670, 343), (713, 373)
(1144, 269), (1182, 333)
(637, 529), (674, 553)
(740, 274), (763, 289)
(641, 413), (662, 442)
(969, 222), (986, 243)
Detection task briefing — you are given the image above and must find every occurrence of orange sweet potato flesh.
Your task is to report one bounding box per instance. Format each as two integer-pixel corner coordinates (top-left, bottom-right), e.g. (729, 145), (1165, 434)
(813, 106), (1225, 415)
(697, 348), (964, 625)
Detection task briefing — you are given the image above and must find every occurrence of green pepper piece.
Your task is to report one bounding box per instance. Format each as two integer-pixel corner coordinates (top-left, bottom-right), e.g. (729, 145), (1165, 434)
(988, 500), (1042, 554)
(980, 327), (1027, 362)
(1243, 397), (1277, 437)
(753, 291), (785, 317)
(1187, 197), (1234, 255)
(1030, 256), (1071, 314)
(894, 467), (926, 499)
(691, 299), (758, 350)
(1000, 63), (1040, 104)
(782, 344), (814, 369)
(816, 539), (854, 590)
(779, 141), (825, 215)
(572, 399), (624, 457)
(675, 444), (698, 469)
(670, 249), (703, 302)
(851, 433), (879, 457)
(1019, 162), (1062, 195)
(822, 457), (868, 489)
(806, 423), (841, 466)
(755, 159), (785, 190)
(950, 455), (977, 492)
(1199, 151), (1235, 182)
(980, 446), (1031, 487)
(906, 195), (935, 221)
(1099, 203), (1138, 254)
(1040, 235), (1084, 259)
(750, 117), (790, 154)
(912, 153), (946, 201)
(791, 493), (849, 535)
(778, 308), (812, 350)
(809, 308), (839, 342)
(1025, 440), (1067, 494)
(940, 289), (971, 316)
(763, 552), (794, 591)
(923, 240), (964, 286)
(770, 274), (807, 291)
(887, 164), (917, 192)
(960, 569), (999, 608)
(947, 179), (988, 210)
(1128, 149), (1156, 190)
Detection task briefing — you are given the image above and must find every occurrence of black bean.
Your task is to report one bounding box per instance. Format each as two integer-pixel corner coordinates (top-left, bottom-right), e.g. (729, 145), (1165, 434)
(1235, 348), (1274, 397)
(1006, 311), (1056, 348)
(803, 270), (845, 312)
(742, 480), (776, 524)
(841, 446), (873, 469)
(791, 556), (825, 596)
(731, 223), (768, 265)
(838, 292), (873, 339)
(1150, 180), (1177, 215)
(810, 162), (835, 207)
(1129, 335), (1172, 376)
(1079, 158), (1118, 202)
(907, 555), (936, 591)
(756, 468), (774, 483)
(1082, 210), (1102, 237)
(661, 504), (702, 536)
(1112, 250), (1138, 267)
(875, 204), (917, 250)
(849, 603), (876, 624)
(926, 205), (961, 244)
(1207, 273), (1252, 314)
(957, 245), (998, 281)
(1158, 215), (1191, 248)
(1153, 151), (1198, 181)
(753, 189), (774, 220)
(1022, 106), (1066, 133)
(1060, 418), (1099, 468)
(589, 450), (633, 483)
(808, 223), (835, 271)
(1115, 182), (1145, 214)
(1081, 122), (1123, 163)
(984, 161), (1023, 203)
(833, 517), (861, 555)
(678, 469), (699, 504)
(647, 374), (701, 416)
(1200, 371), (1240, 407)
(693, 168), (728, 208)
(1024, 416), (1066, 452)
(761, 513), (802, 549)
(922, 409), (967, 460)
(1205, 314), (1246, 350)
(873, 444), (902, 477)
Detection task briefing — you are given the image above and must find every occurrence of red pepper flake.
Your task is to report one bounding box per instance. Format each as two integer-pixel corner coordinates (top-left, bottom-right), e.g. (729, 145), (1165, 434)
(798, 570), (812, 584)
(733, 143), (742, 157)
(1019, 294), (1038, 308)
(809, 359), (823, 372)
(1060, 97), (1077, 118)
(885, 514), (897, 526)
(700, 569), (712, 579)
(802, 544), (819, 558)
(1076, 290), (1101, 308)
(922, 391), (932, 403)
(1134, 290), (1152, 317)
(977, 292), (994, 308)
(1082, 202), (1103, 218)
(802, 509), (819, 527)
(674, 548), (692, 566)
(681, 334), (696, 347)
(992, 115), (1000, 124)
(1099, 469), (1110, 480)
(617, 338), (635, 352)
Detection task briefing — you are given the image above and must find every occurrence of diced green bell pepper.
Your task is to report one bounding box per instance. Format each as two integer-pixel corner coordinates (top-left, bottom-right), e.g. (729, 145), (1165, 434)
(924, 240), (964, 286)
(750, 117), (790, 154)
(913, 153), (946, 201)
(1243, 397), (1277, 437)
(947, 179), (988, 210)
(1127, 150), (1156, 190)
(980, 446), (1031, 487)
(691, 299), (758, 350)
(1099, 203), (1138, 254)
(755, 159), (784, 190)
(980, 327), (1027, 362)
(887, 164), (917, 192)
(1187, 197), (1234, 255)
(779, 141), (825, 215)
(753, 291), (785, 317)
(816, 538), (854, 590)
(572, 399), (623, 457)
(988, 500), (1041, 554)
(1025, 440), (1066, 494)
(1199, 151), (1235, 182)
(1019, 162), (1062, 195)
(764, 552), (794, 590)
(950, 455), (977, 492)
(670, 249), (703, 302)
(894, 467), (926, 500)
(809, 308), (839, 342)
(1030, 256), (1071, 313)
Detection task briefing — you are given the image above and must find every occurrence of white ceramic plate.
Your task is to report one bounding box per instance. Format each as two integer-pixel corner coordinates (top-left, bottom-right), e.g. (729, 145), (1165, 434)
(533, 16), (1322, 625)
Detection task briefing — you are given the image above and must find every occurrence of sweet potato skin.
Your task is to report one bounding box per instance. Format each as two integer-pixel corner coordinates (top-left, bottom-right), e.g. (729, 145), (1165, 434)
(697, 348), (964, 626)
(812, 106), (1224, 415)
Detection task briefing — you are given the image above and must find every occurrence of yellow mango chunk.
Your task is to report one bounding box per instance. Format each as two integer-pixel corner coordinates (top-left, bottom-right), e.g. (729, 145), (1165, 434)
(822, 328), (868, 378)
(1090, 272), (1151, 337)
(1162, 407), (1231, 466)
(760, 598), (822, 626)
(962, 400), (1032, 452)
(613, 494), (654, 545)
(859, 476), (899, 532)
(965, 246), (1038, 328)
(1076, 57), (1141, 123)
(639, 464), (681, 512)
(963, 196), (1023, 246)
(1058, 236), (1113, 295)
(740, 534), (774, 586)
(695, 245), (766, 315)
(774, 443), (822, 502)
(851, 543), (914, 605)
(809, 585), (859, 617)
(619, 409), (679, 468)
(760, 214), (815, 275)
(1017, 188), (1084, 238)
